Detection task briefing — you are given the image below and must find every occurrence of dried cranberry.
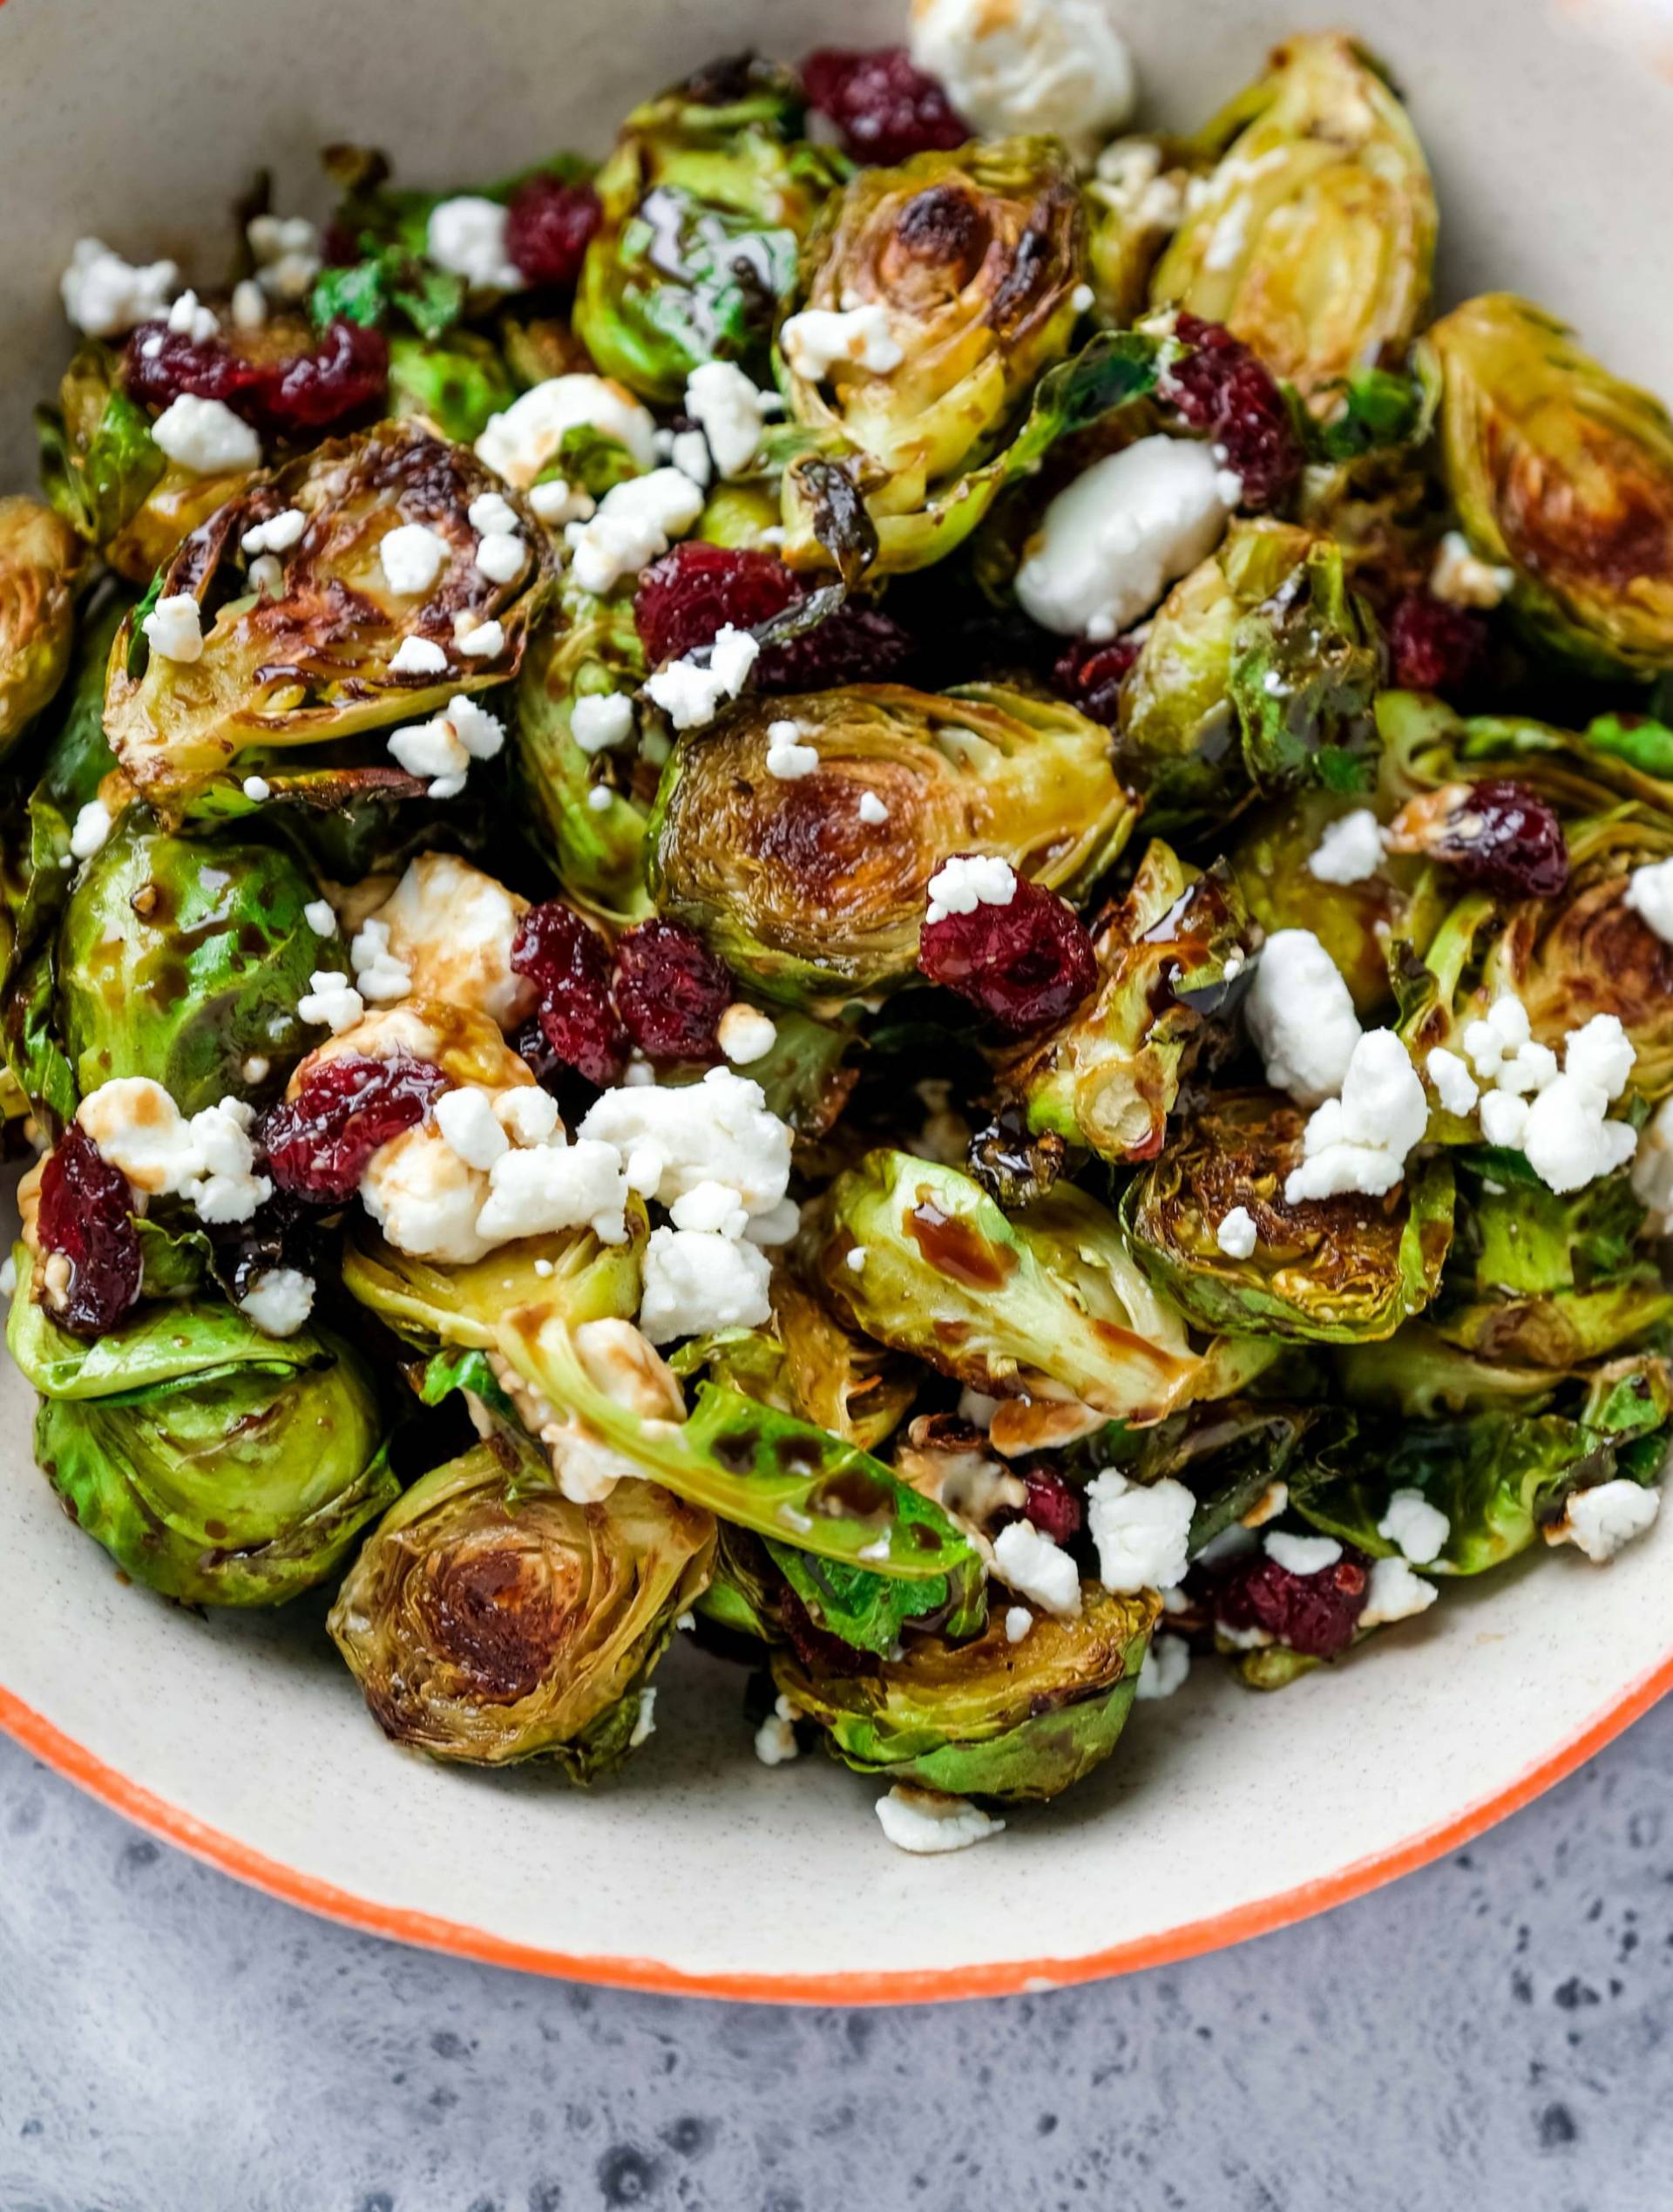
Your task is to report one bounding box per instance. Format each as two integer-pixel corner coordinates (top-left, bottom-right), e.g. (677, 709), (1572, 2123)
(511, 901), (628, 1089)
(1212, 1544), (1370, 1659)
(123, 316), (388, 441)
(1387, 591), (1490, 694)
(613, 919), (733, 1064)
(505, 176), (602, 288)
(918, 867), (1098, 1036)
(261, 1053), (448, 1204)
(800, 46), (969, 166)
(1023, 1469), (1083, 1544)
(1053, 635), (1140, 728)
(633, 541), (912, 690)
(35, 1124), (142, 1340)
(1430, 779), (1569, 899)
(1166, 315), (1304, 511)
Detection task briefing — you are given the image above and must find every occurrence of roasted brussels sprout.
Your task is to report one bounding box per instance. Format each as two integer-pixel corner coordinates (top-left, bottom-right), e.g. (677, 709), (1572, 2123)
(780, 136), (1081, 573)
(1230, 788), (1410, 1018)
(58, 811), (336, 1113)
(0, 499), (79, 758)
(773, 1580), (1159, 1801)
(104, 423), (548, 808)
(386, 330), (517, 444)
(1420, 295), (1673, 678)
(1148, 34), (1437, 406)
(329, 1444), (713, 1773)
(342, 1204), (644, 1353)
(575, 59), (843, 403)
(37, 344), (170, 577)
(1082, 139), (1198, 329)
(1124, 1091), (1455, 1343)
(770, 1259), (918, 1451)
(647, 682), (1135, 1002)
(823, 1150), (1277, 1435)
(1001, 843), (1250, 1163)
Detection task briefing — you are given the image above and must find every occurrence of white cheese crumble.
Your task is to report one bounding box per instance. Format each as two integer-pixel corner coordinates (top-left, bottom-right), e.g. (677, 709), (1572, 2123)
(1430, 530), (1514, 610)
(1359, 1555), (1439, 1628)
(1307, 809), (1385, 885)
(1522, 1075), (1638, 1195)
(0, 1257), (16, 1299)
(875, 1786), (1005, 1856)
(425, 196), (521, 291)
(668, 1180), (750, 1238)
(386, 694), (505, 796)
(1134, 1632), (1191, 1701)
(1014, 436), (1236, 641)
(475, 1137), (631, 1247)
(717, 1004), (777, 1065)
(754, 1694), (802, 1768)
(1623, 857), (1673, 945)
(69, 799), (113, 860)
(230, 280), (268, 333)
(1004, 1605), (1033, 1645)
(247, 214), (321, 302)
(566, 468), (706, 597)
(349, 918), (413, 1007)
(142, 593), (205, 665)
(467, 492), (521, 539)
(579, 1066), (793, 1220)
(909, 0), (1137, 159)
(1085, 1471), (1194, 1593)
(1426, 1047), (1479, 1118)
(1378, 1487), (1449, 1566)
(60, 239), (180, 336)
(379, 523), (450, 598)
(529, 478), (594, 526)
(247, 555), (283, 600)
(992, 1519), (1082, 1618)
(764, 721), (819, 779)
(77, 1079), (270, 1225)
(639, 1226), (773, 1342)
(151, 395), (261, 475)
(858, 790), (890, 825)
(389, 635), (449, 678)
(781, 303), (904, 381)
(166, 288), (219, 342)
(474, 531), (527, 586)
(1216, 1204), (1257, 1260)
(496, 1087), (560, 1148)
(456, 618), (505, 659)
(297, 970), (365, 1034)
(684, 360), (778, 478)
(1553, 1480), (1661, 1564)
(925, 853), (1016, 926)
(240, 776), (271, 803)
(475, 375), (659, 489)
(572, 693), (637, 754)
(1284, 1028), (1428, 1204)
(669, 430), (712, 488)
(241, 507), (307, 558)
(1263, 1530), (1342, 1575)
(644, 624), (759, 730)
(237, 1266), (315, 1339)
(302, 899), (336, 937)
(1244, 929), (1361, 1107)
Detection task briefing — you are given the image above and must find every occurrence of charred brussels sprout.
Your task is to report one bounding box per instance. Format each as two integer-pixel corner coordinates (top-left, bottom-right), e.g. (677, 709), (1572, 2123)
(104, 423), (547, 808)
(58, 811), (335, 1113)
(1124, 1091), (1455, 1343)
(1000, 842), (1251, 1164)
(329, 1446), (713, 1773)
(773, 1582), (1159, 1801)
(0, 499), (79, 759)
(1149, 34), (1436, 406)
(647, 683), (1135, 1002)
(575, 59), (844, 402)
(1421, 294), (1673, 678)
(342, 1204), (644, 1353)
(781, 137), (1081, 573)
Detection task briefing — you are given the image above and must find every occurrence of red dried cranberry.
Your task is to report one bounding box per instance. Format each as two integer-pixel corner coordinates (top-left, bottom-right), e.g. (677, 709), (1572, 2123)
(1023, 1469), (1083, 1545)
(1387, 591), (1490, 694)
(633, 541), (912, 691)
(1432, 779), (1570, 899)
(800, 46), (969, 166)
(123, 316), (388, 441)
(262, 1053), (448, 1204)
(918, 865), (1098, 1036)
(1053, 635), (1140, 728)
(505, 176), (602, 288)
(613, 919), (733, 1064)
(1212, 1544), (1370, 1659)
(1166, 315), (1304, 512)
(511, 901), (628, 1089)
(35, 1124), (143, 1340)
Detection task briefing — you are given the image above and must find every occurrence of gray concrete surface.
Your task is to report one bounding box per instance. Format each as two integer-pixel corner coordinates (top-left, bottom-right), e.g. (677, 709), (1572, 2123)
(1, 1698), (1670, 2212)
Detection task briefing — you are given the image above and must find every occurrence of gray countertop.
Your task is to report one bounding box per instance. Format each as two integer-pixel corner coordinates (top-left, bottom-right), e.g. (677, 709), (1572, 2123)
(3, 1700), (1670, 2212)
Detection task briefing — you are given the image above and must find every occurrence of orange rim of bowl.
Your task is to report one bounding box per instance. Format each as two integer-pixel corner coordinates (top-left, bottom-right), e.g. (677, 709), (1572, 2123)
(2, 1652), (1670, 2003)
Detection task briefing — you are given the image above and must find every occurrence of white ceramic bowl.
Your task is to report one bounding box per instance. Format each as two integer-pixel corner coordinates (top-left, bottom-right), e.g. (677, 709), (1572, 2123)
(2, 0), (1670, 2003)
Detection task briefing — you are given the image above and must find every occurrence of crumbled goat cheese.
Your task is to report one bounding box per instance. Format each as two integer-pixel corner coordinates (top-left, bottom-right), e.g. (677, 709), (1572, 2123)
(572, 692), (637, 754)
(1135, 1632), (1192, 1701)
(1359, 1555), (1439, 1628)
(925, 853), (1016, 926)
(297, 970), (366, 1035)
(1216, 1204), (1257, 1259)
(1430, 530), (1514, 610)
(645, 624), (760, 730)
(1086, 1470), (1195, 1593)
(668, 1180), (750, 1239)
(992, 1519), (1082, 1618)
(0, 1257), (16, 1299)
(1284, 1029), (1428, 1203)
(247, 555), (283, 599)
(359, 1126), (494, 1265)
(1092, 139), (1187, 233)
(495, 1086), (561, 1148)
(1378, 1487), (1449, 1566)
(456, 617), (505, 658)
(247, 214), (321, 302)
(1478, 1088), (1530, 1150)
(876, 1785), (1005, 1855)
(1243, 1481), (1289, 1530)
(240, 776), (271, 802)
(237, 1266), (315, 1338)
(639, 1226), (773, 1342)
(909, 0), (1136, 159)
(566, 468), (706, 596)
(348, 918), (410, 1007)
(379, 523), (450, 597)
(151, 395), (261, 474)
(77, 1079), (270, 1224)
(142, 593), (205, 665)
(1004, 1605), (1033, 1645)
(1426, 1047), (1480, 1117)
(746, 1197), (803, 1247)
(69, 799), (113, 860)
(1521, 1075), (1637, 1195)
(467, 492), (521, 539)
(781, 303), (904, 380)
(475, 1137), (631, 1246)
(166, 288), (219, 342)
(475, 375), (659, 488)
(1624, 856), (1673, 945)
(474, 531), (526, 586)
(668, 430), (712, 487)
(1244, 929), (1362, 1107)
(529, 478), (594, 526)
(1307, 809), (1385, 885)
(302, 899), (336, 937)
(858, 790), (890, 824)
(627, 1689), (657, 1748)
(959, 1388), (999, 1430)
(389, 634), (449, 677)
(717, 1004), (777, 1065)
(586, 786), (613, 812)
(425, 196), (521, 291)
(230, 279), (268, 332)
(389, 716), (469, 786)
(1566, 1013), (1636, 1102)
(764, 721), (819, 779)
(241, 507), (308, 559)
(60, 239), (180, 336)
(754, 1695), (802, 1767)
(1014, 435), (1236, 640)
(1552, 1479), (1661, 1564)
(1263, 1530), (1343, 1575)
(684, 359), (778, 477)
(579, 1066), (793, 1218)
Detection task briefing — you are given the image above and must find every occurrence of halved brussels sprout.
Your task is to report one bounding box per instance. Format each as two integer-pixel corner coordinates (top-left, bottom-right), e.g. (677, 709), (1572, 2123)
(105, 423), (548, 808)
(1334, 1320), (1568, 1420)
(771, 1259), (918, 1452)
(329, 1444), (713, 1773)
(386, 330), (517, 444)
(1148, 34), (1437, 406)
(822, 1149), (1277, 1431)
(1420, 294), (1673, 677)
(342, 1206), (644, 1352)
(0, 499), (79, 759)
(1082, 138), (1199, 329)
(1231, 788), (1410, 1019)
(58, 811), (336, 1113)
(575, 59), (844, 403)
(1000, 842), (1250, 1163)
(1378, 689), (1673, 834)
(780, 136), (1081, 573)
(772, 1581), (1159, 1802)
(1123, 1090), (1455, 1343)
(647, 682), (1135, 1003)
